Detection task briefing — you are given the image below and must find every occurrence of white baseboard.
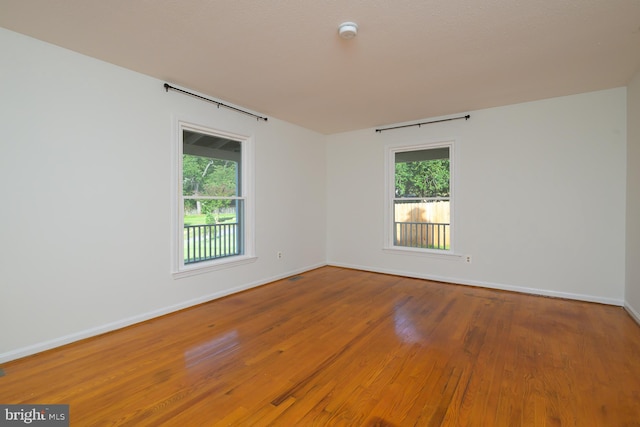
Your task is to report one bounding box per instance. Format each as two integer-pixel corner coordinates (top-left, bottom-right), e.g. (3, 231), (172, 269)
(624, 303), (640, 326)
(328, 262), (625, 306)
(0, 263), (326, 364)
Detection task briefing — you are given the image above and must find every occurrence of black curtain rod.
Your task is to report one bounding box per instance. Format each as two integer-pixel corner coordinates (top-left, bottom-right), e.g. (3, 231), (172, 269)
(164, 83), (268, 122)
(375, 114), (470, 133)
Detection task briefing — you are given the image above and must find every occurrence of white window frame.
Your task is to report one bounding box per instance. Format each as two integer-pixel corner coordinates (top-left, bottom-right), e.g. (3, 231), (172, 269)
(172, 120), (256, 278)
(384, 140), (456, 257)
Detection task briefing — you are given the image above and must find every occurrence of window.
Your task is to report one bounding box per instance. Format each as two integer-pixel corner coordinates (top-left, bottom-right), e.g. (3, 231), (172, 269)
(387, 143), (453, 253)
(174, 121), (254, 276)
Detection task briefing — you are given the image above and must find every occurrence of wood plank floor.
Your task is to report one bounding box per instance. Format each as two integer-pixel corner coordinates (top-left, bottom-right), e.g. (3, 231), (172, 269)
(1, 266), (640, 426)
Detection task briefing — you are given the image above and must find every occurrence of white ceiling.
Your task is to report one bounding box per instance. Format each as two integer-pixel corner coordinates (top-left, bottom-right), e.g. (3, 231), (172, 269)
(1, 0), (639, 134)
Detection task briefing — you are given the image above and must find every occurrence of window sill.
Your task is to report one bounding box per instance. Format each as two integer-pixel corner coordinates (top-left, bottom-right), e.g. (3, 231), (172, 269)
(383, 247), (463, 261)
(173, 255), (257, 279)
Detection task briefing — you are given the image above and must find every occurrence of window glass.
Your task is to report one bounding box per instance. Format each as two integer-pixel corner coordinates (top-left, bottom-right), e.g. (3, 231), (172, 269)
(181, 128), (245, 266)
(391, 144), (452, 251)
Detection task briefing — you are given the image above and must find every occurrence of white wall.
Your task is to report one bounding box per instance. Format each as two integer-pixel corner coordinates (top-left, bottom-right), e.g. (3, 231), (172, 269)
(0, 28), (326, 362)
(327, 88), (627, 304)
(626, 70), (640, 321)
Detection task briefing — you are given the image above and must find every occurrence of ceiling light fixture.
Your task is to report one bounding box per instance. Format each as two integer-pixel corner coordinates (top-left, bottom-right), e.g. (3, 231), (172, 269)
(338, 22), (358, 39)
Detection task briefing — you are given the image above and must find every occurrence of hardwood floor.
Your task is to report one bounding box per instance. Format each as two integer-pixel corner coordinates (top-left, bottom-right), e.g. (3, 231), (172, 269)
(2, 267), (640, 426)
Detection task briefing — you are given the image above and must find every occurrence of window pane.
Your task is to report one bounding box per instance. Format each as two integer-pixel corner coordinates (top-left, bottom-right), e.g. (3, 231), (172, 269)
(183, 130), (241, 198)
(393, 199), (450, 250)
(184, 199), (244, 264)
(395, 147), (449, 198)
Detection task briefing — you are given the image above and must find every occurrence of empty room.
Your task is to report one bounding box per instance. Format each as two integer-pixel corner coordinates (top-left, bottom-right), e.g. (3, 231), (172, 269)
(1, 1), (640, 425)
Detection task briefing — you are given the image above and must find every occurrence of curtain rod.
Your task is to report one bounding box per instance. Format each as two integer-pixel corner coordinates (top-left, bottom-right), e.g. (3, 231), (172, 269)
(164, 83), (268, 122)
(375, 114), (470, 133)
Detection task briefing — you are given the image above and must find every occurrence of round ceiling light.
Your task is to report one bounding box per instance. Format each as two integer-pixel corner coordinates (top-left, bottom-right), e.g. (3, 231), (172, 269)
(338, 22), (358, 39)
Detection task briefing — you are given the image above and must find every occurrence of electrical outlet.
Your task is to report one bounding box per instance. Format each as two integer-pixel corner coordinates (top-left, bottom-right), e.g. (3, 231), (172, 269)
(277, 251), (283, 259)
(465, 255), (472, 263)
